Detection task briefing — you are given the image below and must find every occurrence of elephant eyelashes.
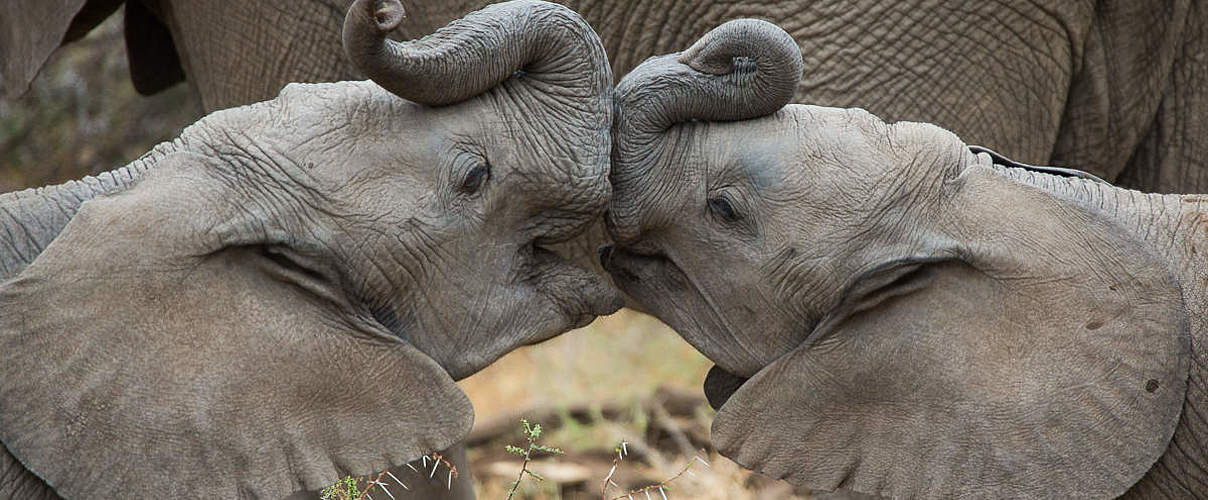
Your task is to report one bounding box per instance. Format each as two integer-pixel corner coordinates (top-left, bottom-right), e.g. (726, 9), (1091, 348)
(708, 196), (739, 222)
(459, 162), (490, 194)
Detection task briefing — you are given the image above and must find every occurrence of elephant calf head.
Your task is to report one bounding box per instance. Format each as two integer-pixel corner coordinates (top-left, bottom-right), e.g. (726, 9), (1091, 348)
(603, 20), (1191, 499)
(0, 0), (619, 498)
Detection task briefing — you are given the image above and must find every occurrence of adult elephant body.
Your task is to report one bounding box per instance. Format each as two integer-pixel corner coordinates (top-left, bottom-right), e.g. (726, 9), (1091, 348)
(3, 0), (1206, 193)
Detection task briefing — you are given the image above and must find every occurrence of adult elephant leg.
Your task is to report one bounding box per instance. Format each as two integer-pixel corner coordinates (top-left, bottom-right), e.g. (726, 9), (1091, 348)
(1049, 0), (1194, 191)
(1112, 1), (1208, 194)
(147, 0), (352, 110)
(125, 0), (185, 94)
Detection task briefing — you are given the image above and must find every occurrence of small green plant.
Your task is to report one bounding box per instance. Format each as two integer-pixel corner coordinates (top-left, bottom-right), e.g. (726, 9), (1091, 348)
(320, 471), (389, 500)
(320, 475), (357, 500)
(505, 419), (564, 500)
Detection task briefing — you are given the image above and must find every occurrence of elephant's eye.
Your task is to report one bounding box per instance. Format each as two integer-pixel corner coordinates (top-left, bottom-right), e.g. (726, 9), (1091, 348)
(708, 196), (738, 221)
(460, 162), (490, 194)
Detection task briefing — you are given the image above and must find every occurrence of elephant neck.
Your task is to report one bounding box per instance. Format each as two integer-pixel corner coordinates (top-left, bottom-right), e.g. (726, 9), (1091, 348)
(981, 157), (1208, 497)
(0, 82), (384, 275)
(0, 140), (181, 280)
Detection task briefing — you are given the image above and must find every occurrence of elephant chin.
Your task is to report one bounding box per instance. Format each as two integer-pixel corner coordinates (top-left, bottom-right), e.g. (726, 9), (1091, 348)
(602, 243), (819, 379)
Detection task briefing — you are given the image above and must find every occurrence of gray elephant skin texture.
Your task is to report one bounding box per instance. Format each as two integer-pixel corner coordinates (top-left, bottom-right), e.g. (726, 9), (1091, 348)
(602, 19), (1207, 499)
(4, 0), (1207, 194)
(0, 0), (619, 498)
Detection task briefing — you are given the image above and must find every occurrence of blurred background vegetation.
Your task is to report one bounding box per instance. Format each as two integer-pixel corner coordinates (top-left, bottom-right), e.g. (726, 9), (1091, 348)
(0, 8), (808, 499)
(0, 12), (200, 192)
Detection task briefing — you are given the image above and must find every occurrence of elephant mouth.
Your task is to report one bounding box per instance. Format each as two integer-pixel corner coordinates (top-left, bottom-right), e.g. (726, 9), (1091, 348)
(600, 246), (755, 411)
(598, 244), (771, 376)
(530, 243), (624, 324)
(597, 243), (677, 295)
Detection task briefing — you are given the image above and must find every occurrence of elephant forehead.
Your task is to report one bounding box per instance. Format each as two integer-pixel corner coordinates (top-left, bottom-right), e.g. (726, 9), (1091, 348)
(703, 109), (875, 173)
(472, 94), (609, 207)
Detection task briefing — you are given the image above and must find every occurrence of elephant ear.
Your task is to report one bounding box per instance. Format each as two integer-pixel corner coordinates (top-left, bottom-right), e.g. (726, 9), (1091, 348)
(0, 154), (472, 498)
(712, 168), (1190, 498)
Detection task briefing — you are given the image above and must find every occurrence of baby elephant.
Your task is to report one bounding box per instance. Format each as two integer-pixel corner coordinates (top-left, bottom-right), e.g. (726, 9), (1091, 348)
(0, 0), (619, 498)
(603, 19), (1205, 499)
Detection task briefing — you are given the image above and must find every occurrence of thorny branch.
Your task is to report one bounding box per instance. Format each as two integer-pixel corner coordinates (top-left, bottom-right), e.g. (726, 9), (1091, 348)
(321, 452), (458, 500)
(601, 440), (709, 500)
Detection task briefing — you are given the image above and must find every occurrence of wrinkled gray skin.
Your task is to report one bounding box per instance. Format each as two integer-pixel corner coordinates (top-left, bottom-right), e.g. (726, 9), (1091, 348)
(0, 0), (619, 498)
(3, 0), (1207, 194)
(604, 20), (1206, 499)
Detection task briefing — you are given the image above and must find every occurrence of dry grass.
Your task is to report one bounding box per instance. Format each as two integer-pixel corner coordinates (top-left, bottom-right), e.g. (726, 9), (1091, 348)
(460, 310), (712, 415)
(474, 450), (803, 500)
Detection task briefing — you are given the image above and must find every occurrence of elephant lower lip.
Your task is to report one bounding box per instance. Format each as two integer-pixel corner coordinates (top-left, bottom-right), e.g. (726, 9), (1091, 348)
(600, 244), (666, 266)
(600, 245), (670, 285)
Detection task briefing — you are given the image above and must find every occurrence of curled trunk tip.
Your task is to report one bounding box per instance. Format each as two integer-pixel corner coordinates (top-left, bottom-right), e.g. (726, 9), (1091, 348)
(368, 0), (405, 32)
(679, 18), (801, 83)
(609, 19), (802, 240)
(614, 18), (802, 136)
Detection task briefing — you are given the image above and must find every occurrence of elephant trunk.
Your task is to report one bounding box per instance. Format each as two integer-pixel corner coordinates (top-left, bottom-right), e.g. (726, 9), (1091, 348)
(608, 19), (802, 242)
(342, 0), (611, 107)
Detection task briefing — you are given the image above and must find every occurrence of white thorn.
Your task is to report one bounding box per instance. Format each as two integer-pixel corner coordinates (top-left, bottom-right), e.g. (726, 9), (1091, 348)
(405, 463), (418, 473)
(695, 455), (710, 468)
(387, 471), (409, 490)
(622, 441), (628, 456)
(447, 469), (452, 490)
(422, 455), (429, 467)
(610, 480), (619, 487)
(379, 483), (397, 500)
(645, 490), (652, 500)
(430, 458), (439, 478)
(618, 449), (623, 461)
(659, 486), (668, 500)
